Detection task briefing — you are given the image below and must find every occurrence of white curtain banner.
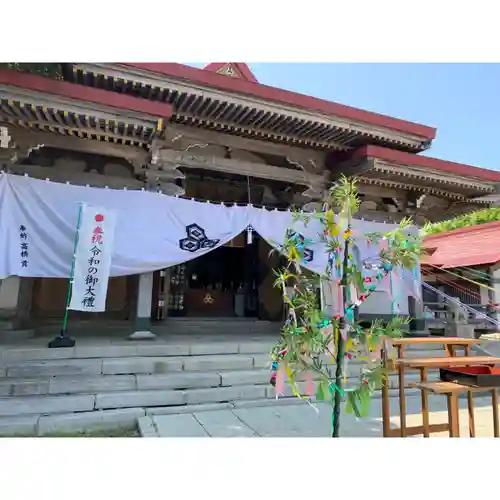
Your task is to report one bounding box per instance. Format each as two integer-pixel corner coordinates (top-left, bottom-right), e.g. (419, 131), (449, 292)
(0, 173), (420, 304)
(69, 204), (116, 312)
(0, 173), (250, 278)
(248, 205), (329, 275)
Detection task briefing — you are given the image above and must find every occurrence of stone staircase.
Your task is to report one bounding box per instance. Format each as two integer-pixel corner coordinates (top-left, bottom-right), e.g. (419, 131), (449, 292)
(31, 317), (282, 338)
(0, 333), (452, 436)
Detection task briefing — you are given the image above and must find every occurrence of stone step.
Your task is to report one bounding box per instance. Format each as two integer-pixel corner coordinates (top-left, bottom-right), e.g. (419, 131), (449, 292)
(0, 408), (145, 437)
(0, 361), (438, 397)
(165, 326), (280, 334)
(0, 370), (434, 416)
(0, 343), (447, 370)
(35, 322), (281, 338)
(44, 370), (247, 395)
(0, 386), (425, 437)
(0, 340), (275, 364)
(0, 393), (96, 416)
(0, 374), (138, 397)
(0, 354), (263, 378)
(0, 336), (462, 366)
(0, 346), (449, 380)
(0, 371), (224, 397)
(0, 369), (437, 418)
(0, 383), (266, 417)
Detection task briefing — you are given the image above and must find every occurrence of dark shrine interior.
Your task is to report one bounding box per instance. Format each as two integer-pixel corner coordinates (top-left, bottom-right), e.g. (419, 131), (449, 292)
(187, 246), (246, 293)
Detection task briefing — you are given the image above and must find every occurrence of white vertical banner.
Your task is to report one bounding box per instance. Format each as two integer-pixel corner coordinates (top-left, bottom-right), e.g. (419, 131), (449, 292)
(69, 204), (117, 312)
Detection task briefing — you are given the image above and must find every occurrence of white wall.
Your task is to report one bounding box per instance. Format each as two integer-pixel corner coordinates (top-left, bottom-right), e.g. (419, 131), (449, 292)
(359, 288), (409, 316)
(321, 272), (412, 318)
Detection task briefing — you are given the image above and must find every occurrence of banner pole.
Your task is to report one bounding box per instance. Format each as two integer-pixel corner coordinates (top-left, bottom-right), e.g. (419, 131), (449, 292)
(48, 202), (84, 348)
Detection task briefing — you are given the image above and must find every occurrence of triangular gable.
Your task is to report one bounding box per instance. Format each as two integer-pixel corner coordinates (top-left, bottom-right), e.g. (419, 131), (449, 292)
(203, 62), (258, 83)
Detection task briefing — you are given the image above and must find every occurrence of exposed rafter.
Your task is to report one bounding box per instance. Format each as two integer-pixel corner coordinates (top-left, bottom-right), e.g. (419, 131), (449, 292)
(64, 63), (430, 153)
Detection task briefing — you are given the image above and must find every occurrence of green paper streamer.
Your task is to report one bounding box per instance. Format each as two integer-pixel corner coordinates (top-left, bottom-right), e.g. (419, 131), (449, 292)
(346, 308), (354, 323)
(329, 382), (344, 397)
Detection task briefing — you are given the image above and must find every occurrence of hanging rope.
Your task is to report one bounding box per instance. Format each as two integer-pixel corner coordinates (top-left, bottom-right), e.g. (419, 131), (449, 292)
(455, 266), (493, 281)
(426, 263), (496, 292)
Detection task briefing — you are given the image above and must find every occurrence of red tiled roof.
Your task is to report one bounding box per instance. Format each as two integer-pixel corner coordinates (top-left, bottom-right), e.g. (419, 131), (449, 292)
(123, 63), (436, 140)
(422, 221), (500, 269)
(352, 145), (500, 182)
(0, 68), (173, 119)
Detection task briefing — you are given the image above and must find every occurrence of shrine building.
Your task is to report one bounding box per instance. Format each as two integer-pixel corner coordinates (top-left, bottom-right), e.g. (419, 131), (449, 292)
(1, 62), (500, 340)
(421, 222), (500, 333)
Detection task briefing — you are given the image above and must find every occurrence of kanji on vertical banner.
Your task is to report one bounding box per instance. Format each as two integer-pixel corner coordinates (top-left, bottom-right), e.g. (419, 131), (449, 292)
(69, 204), (116, 312)
(19, 224), (29, 269)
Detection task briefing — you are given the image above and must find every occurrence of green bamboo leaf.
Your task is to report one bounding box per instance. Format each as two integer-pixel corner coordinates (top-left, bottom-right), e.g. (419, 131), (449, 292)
(347, 391), (362, 418)
(316, 381), (326, 401)
(359, 390), (371, 417)
(321, 380), (332, 401)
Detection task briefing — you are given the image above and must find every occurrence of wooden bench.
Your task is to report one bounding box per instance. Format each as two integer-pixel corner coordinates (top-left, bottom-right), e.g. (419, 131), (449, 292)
(380, 338), (484, 438)
(396, 355), (500, 437)
(412, 381), (500, 438)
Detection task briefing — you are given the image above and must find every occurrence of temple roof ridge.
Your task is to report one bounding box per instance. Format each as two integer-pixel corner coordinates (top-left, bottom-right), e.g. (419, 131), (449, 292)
(202, 62), (258, 83)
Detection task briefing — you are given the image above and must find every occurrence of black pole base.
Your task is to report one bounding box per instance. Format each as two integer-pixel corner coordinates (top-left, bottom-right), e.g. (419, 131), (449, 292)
(48, 331), (76, 349)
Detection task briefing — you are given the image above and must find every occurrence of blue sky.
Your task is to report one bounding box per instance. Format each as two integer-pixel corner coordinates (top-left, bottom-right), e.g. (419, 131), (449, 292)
(191, 63), (500, 171)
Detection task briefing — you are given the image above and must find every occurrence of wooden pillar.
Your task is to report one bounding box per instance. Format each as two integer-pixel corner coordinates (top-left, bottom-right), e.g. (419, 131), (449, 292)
(244, 230), (259, 317)
(0, 277), (21, 317)
(0, 277), (35, 341)
(129, 272), (156, 340)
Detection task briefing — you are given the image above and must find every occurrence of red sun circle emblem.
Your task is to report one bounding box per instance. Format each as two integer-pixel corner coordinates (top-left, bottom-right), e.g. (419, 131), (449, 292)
(95, 214), (104, 222)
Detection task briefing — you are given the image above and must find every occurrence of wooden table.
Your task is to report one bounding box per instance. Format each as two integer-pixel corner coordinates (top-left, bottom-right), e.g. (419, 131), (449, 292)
(381, 337), (483, 438)
(414, 381), (500, 438)
(400, 356), (500, 368)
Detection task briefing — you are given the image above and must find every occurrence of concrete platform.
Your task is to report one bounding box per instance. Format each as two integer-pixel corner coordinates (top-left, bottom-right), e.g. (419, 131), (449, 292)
(139, 394), (500, 438)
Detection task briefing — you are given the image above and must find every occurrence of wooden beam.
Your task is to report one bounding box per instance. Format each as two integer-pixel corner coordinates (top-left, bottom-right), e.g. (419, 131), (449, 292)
(163, 123), (328, 168)
(7, 127), (148, 165)
(7, 163), (145, 189)
(357, 183), (408, 199)
(328, 157), (375, 180)
(158, 148), (326, 188)
(356, 209), (406, 223)
(142, 171), (185, 196)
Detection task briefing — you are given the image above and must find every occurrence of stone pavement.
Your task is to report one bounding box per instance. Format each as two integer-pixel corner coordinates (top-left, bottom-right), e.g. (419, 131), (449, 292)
(139, 394), (500, 437)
